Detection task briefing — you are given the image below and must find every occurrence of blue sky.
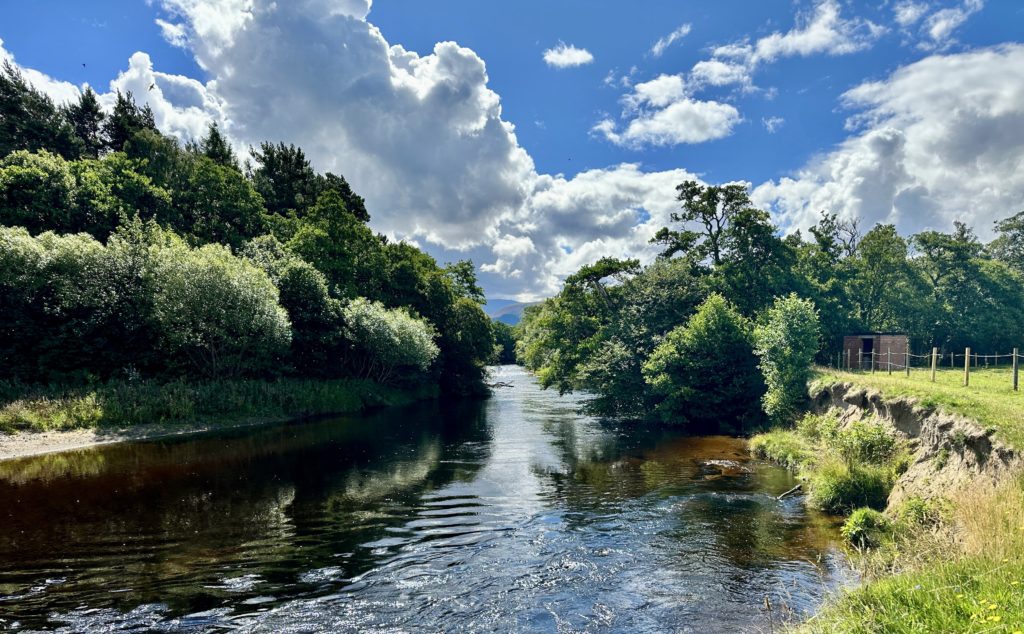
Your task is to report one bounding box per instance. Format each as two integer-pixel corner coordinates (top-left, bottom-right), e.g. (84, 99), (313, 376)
(2, 1), (1024, 299)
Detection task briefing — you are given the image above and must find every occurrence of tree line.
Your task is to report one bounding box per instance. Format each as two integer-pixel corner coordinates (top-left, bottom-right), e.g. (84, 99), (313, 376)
(517, 178), (1024, 430)
(0, 62), (495, 395)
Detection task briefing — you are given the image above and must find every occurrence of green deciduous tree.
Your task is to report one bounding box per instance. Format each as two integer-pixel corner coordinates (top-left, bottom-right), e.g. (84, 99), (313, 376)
(341, 297), (439, 383)
(754, 294), (821, 423)
(643, 294), (764, 431)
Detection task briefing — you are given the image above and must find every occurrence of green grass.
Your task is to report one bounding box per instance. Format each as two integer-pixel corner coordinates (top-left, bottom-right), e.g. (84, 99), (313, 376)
(749, 429), (814, 470)
(814, 367), (1024, 449)
(802, 478), (1024, 633)
(0, 378), (438, 433)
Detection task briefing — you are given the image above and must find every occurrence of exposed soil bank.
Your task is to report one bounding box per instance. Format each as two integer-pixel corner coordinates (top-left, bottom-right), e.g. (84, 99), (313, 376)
(810, 381), (1023, 509)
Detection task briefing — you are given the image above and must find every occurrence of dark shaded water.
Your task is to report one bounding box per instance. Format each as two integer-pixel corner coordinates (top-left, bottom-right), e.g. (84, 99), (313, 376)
(0, 366), (851, 632)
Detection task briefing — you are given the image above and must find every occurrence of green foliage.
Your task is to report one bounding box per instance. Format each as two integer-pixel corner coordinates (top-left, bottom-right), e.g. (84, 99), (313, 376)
(841, 507), (893, 548)
(0, 377), (436, 433)
(0, 150), (77, 233)
(754, 293), (821, 422)
(643, 294), (765, 431)
(0, 87), (493, 398)
(748, 430), (813, 470)
(807, 456), (892, 513)
(341, 298), (439, 383)
(835, 420), (901, 465)
(102, 91), (157, 153)
(149, 241), (292, 378)
(491, 321), (517, 364)
(0, 62), (80, 159)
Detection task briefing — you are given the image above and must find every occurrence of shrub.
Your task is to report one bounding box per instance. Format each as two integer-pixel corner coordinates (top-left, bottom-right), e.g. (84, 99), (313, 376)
(643, 294), (765, 432)
(834, 420), (901, 465)
(808, 457), (892, 514)
(896, 496), (950, 528)
(841, 507), (893, 548)
(341, 298), (439, 383)
(796, 412), (841, 443)
(754, 293), (821, 422)
(150, 242), (292, 377)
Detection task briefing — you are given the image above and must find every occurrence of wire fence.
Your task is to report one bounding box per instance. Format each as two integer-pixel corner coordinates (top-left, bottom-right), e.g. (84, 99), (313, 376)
(833, 346), (1021, 391)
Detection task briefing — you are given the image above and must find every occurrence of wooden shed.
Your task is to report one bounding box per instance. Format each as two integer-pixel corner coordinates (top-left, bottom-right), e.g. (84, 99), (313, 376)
(843, 333), (909, 370)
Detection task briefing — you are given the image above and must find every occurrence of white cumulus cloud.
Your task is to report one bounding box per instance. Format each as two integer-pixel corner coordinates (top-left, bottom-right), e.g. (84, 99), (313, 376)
(542, 42), (594, 68)
(753, 44), (1024, 240)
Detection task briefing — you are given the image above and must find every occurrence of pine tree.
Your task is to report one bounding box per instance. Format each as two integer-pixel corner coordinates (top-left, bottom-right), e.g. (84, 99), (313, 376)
(0, 61), (80, 158)
(64, 87), (105, 158)
(200, 122), (236, 168)
(102, 91), (157, 152)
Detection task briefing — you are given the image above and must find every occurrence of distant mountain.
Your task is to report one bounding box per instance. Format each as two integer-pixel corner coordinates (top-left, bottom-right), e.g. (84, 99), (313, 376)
(484, 299), (540, 326)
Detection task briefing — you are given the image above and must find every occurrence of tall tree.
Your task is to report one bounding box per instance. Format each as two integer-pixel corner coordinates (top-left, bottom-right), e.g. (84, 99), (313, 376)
(200, 122), (236, 169)
(989, 211), (1024, 273)
(248, 142), (319, 217)
(64, 87), (105, 158)
(102, 91), (157, 153)
(652, 180), (752, 265)
(0, 61), (80, 159)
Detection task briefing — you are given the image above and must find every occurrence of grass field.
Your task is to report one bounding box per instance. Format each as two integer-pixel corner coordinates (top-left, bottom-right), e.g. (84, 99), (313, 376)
(813, 366), (1024, 449)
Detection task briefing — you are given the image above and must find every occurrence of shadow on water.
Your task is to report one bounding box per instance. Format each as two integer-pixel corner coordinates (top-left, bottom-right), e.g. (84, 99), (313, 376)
(0, 367), (853, 633)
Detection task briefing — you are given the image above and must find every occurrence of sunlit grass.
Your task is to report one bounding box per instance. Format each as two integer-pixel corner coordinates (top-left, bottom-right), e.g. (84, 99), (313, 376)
(801, 480), (1024, 633)
(813, 367), (1024, 449)
(0, 378), (437, 433)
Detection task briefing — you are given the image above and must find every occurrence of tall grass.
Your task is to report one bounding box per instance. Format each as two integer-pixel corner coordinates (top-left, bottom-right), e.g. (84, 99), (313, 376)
(803, 480), (1024, 633)
(0, 378), (438, 433)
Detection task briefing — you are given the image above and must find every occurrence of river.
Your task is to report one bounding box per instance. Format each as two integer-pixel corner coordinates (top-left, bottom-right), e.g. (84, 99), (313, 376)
(0, 365), (852, 632)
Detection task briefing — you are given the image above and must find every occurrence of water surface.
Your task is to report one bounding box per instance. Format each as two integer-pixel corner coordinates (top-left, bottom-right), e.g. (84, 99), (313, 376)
(0, 366), (851, 632)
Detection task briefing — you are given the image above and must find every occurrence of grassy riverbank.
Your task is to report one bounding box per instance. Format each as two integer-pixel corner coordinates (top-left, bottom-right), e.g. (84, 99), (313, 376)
(0, 378), (438, 435)
(813, 367), (1024, 448)
(752, 376), (1024, 632)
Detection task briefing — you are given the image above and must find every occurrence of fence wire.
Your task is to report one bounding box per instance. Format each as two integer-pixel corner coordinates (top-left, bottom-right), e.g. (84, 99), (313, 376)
(833, 347), (1021, 391)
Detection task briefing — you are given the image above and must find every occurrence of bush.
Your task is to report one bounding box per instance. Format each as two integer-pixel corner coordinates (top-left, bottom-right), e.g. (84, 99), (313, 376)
(841, 507), (893, 548)
(754, 293), (821, 422)
(342, 298), (439, 383)
(808, 457), (892, 514)
(0, 150), (76, 233)
(150, 242), (292, 377)
(896, 496), (950, 528)
(834, 420), (901, 465)
(643, 294), (765, 432)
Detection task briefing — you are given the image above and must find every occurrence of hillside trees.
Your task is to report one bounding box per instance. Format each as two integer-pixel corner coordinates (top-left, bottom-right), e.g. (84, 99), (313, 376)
(0, 84), (494, 395)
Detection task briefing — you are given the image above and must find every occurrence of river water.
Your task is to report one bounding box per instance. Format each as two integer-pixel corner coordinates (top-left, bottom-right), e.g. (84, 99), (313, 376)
(0, 366), (852, 632)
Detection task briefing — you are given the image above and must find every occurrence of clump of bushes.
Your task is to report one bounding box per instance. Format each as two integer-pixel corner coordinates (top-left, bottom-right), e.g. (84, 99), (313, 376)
(841, 507), (893, 548)
(748, 430), (813, 470)
(751, 412), (909, 515)
(808, 457), (892, 513)
(753, 294), (821, 423)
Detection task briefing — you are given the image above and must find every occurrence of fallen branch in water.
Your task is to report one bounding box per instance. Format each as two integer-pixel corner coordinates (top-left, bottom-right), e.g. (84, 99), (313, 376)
(487, 381), (514, 388)
(777, 484), (802, 500)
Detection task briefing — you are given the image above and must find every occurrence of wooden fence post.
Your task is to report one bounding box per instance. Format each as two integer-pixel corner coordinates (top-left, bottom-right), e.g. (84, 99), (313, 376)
(1014, 348), (1019, 392)
(964, 347), (971, 387)
(846, 349), (851, 370)
(871, 351), (876, 374)
(906, 348), (911, 377)
(888, 347), (892, 375)
(931, 347), (938, 383)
